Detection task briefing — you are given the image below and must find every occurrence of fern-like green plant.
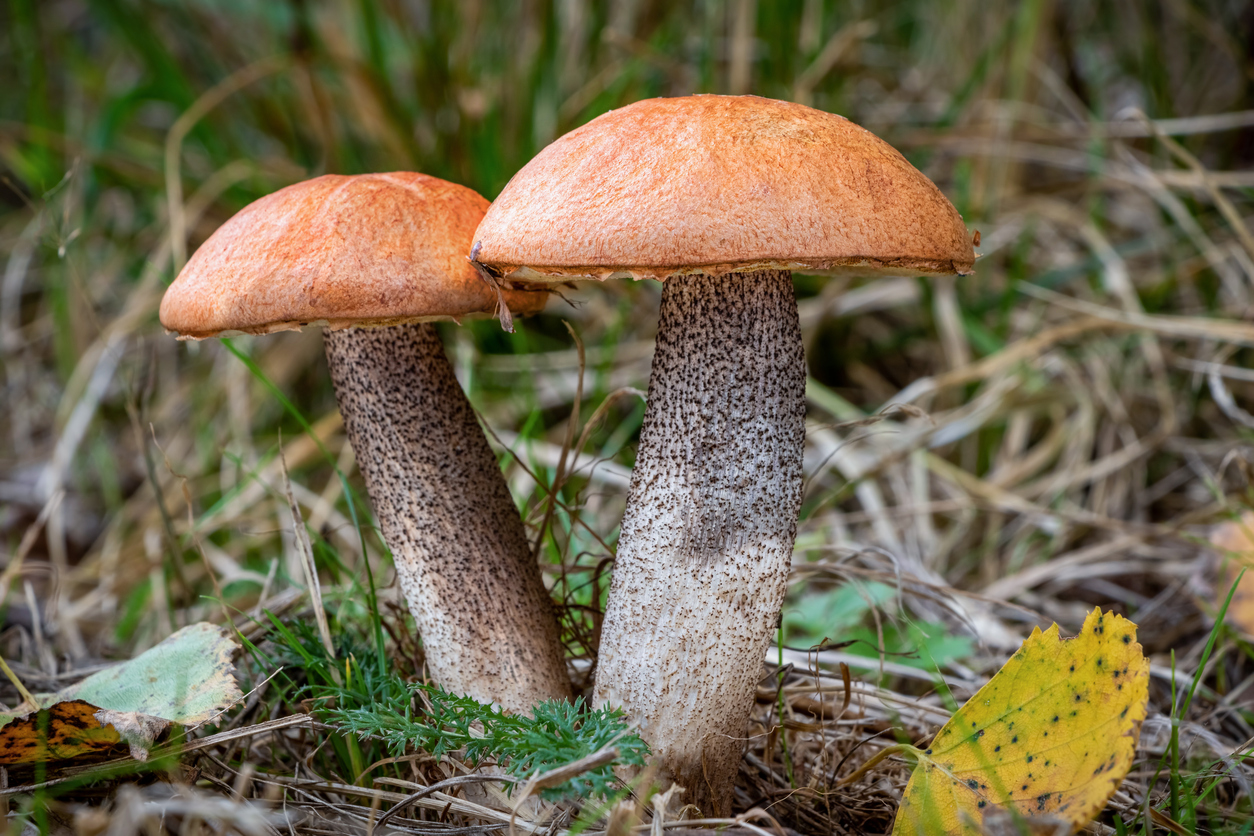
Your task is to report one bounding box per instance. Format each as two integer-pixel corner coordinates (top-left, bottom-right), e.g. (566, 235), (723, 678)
(324, 683), (648, 800)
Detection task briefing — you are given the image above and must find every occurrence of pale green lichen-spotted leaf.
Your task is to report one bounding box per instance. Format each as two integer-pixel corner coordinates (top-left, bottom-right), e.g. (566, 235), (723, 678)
(894, 608), (1149, 835)
(55, 622), (242, 725)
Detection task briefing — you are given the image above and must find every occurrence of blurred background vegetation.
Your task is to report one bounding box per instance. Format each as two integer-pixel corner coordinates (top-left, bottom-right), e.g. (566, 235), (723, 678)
(2, 0), (1254, 831)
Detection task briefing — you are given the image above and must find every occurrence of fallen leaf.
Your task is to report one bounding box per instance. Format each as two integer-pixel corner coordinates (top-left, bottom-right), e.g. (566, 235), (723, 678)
(55, 622), (242, 726)
(1211, 512), (1254, 634)
(893, 608), (1149, 835)
(0, 622), (241, 766)
(0, 700), (122, 764)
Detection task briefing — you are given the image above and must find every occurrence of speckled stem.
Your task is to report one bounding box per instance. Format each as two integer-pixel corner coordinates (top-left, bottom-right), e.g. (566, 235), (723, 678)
(593, 271), (806, 815)
(325, 323), (571, 711)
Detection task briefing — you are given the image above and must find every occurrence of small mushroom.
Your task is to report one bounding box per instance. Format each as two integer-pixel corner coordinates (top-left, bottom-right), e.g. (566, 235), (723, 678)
(160, 172), (571, 710)
(471, 95), (974, 811)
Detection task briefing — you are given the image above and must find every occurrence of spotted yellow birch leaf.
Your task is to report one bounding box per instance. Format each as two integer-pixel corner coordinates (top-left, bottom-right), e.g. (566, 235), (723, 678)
(893, 608), (1149, 836)
(1211, 511), (1254, 634)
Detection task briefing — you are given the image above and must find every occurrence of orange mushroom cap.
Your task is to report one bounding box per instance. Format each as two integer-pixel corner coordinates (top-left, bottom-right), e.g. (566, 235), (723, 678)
(161, 172), (547, 339)
(472, 95), (976, 283)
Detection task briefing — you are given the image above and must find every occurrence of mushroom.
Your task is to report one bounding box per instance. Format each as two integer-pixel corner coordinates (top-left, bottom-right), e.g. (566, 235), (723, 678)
(160, 172), (572, 710)
(470, 95), (975, 811)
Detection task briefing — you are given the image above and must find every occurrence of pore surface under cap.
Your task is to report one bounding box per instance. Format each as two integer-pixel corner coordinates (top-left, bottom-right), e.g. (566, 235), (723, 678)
(473, 95), (976, 282)
(161, 172), (547, 339)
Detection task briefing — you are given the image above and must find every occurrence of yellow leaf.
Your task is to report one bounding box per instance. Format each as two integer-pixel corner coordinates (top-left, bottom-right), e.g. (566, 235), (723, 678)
(894, 608), (1149, 836)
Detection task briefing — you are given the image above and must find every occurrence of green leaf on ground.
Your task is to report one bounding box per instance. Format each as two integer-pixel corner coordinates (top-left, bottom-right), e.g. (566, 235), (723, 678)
(54, 622), (242, 725)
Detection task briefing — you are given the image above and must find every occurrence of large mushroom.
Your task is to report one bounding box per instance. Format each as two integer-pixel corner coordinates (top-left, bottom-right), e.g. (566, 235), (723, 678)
(470, 95), (975, 811)
(160, 172), (572, 710)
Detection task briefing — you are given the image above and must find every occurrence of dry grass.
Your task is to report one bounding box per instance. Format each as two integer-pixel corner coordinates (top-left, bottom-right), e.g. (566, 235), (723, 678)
(2, 0), (1254, 833)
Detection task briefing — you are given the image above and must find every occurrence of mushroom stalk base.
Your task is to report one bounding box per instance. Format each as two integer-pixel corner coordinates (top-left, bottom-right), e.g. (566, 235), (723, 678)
(593, 270), (805, 815)
(325, 323), (571, 710)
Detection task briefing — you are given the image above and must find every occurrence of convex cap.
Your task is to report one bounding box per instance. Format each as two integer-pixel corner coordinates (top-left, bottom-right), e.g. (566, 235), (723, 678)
(161, 172), (546, 339)
(473, 95), (976, 282)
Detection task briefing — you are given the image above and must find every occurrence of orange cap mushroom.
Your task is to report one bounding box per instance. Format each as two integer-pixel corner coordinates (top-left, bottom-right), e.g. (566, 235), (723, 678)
(472, 95), (974, 812)
(161, 173), (570, 711)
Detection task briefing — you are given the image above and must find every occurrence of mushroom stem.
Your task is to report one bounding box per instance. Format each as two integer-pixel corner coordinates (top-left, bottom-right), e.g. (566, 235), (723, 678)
(325, 322), (572, 710)
(593, 270), (805, 815)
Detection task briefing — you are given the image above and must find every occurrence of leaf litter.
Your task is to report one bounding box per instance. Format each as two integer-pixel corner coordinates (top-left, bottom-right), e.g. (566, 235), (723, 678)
(0, 623), (240, 763)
